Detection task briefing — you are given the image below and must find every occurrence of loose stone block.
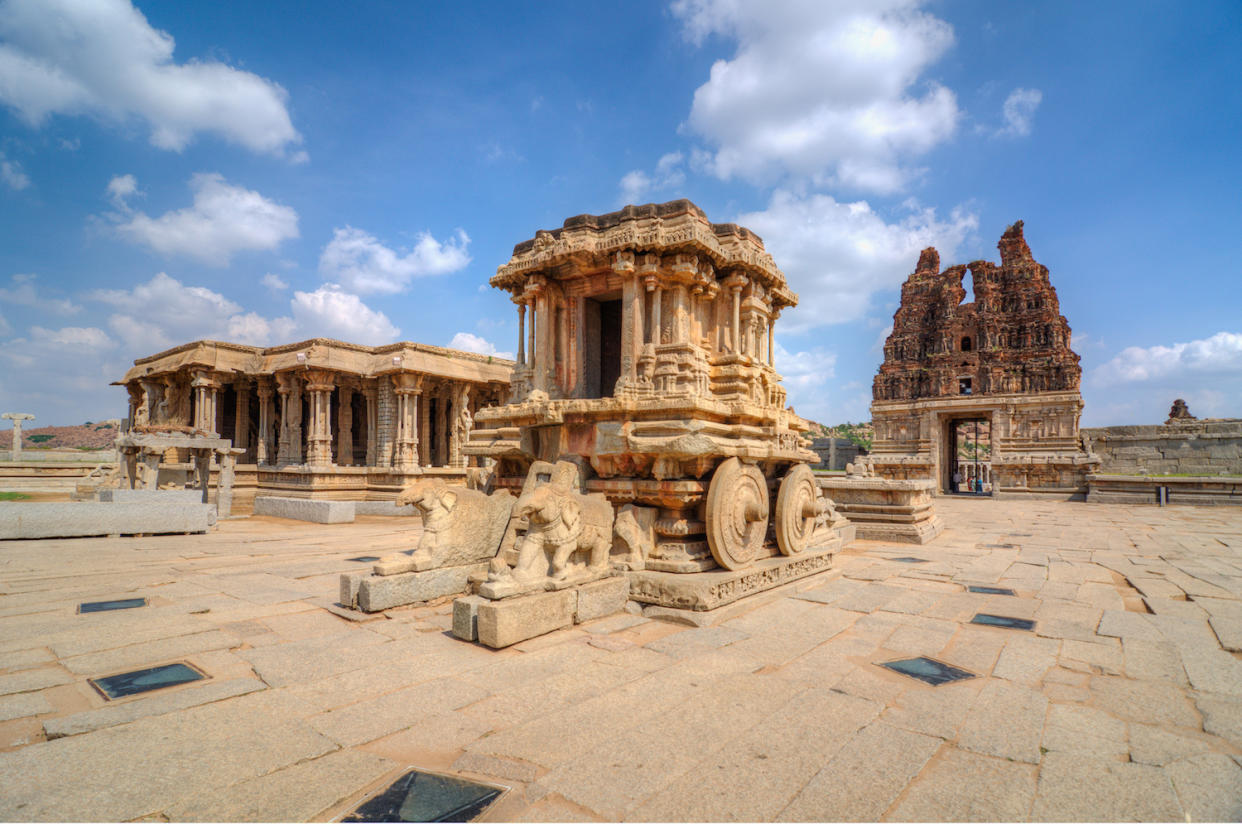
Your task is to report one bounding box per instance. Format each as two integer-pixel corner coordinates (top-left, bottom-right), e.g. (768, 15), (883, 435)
(99, 488), (206, 504)
(453, 595), (489, 641)
(574, 576), (629, 624)
(476, 590), (576, 649)
(357, 563), (487, 613)
(254, 496), (355, 524)
(353, 500), (418, 516)
(0, 502), (213, 540)
(339, 572), (364, 609)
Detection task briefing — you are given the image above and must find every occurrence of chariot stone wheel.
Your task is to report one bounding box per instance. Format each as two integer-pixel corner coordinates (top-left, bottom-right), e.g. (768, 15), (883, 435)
(706, 457), (769, 571)
(775, 463), (819, 556)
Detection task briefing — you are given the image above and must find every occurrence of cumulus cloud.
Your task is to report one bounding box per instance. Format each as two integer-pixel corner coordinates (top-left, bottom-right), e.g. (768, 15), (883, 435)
(618, 152), (686, 205)
(672, 0), (959, 193)
(88, 271), (398, 351)
(289, 285), (399, 344)
(736, 190), (977, 332)
(1092, 332), (1242, 386)
(998, 87), (1042, 137)
(447, 331), (513, 360)
(261, 273), (289, 291)
(0, 273), (81, 315)
(0, 151), (29, 189)
(318, 226), (471, 295)
(0, 0), (302, 156)
(112, 173), (298, 265)
(106, 173), (138, 208)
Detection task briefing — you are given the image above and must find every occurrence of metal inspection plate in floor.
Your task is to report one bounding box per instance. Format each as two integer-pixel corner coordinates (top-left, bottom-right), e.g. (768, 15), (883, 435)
(341, 769), (505, 823)
(348, 556), (381, 563)
(89, 662), (206, 700)
(971, 613), (1035, 631)
(78, 597), (147, 613)
(880, 656), (976, 686)
(890, 557), (929, 564)
(967, 585), (1017, 596)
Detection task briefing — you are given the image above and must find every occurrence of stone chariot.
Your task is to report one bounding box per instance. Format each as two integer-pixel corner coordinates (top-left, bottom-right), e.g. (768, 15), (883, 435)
(466, 201), (846, 612)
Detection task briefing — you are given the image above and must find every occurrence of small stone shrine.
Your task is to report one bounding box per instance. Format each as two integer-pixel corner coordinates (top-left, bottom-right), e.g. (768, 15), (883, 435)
(869, 222), (1099, 498)
(453, 200), (848, 643)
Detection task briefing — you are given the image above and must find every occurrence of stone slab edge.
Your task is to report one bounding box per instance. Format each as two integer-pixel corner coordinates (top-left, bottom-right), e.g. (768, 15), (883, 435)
(253, 496), (355, 524)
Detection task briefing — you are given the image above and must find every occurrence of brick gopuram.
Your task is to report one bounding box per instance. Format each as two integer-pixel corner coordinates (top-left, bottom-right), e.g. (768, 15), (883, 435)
(870, 222), (1099, 498)
(117, 339), (512, 509)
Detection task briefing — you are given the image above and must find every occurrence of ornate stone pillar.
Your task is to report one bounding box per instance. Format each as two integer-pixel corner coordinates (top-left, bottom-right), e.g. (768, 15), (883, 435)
(337, 385), (353, 465)
(256, 380), (274, 466)
(304, 370), (335, 467)
(363, 383), (378, 466)
(516, 300), (526, 365)
(450, 383), (471, 468)
(191, 370), (221, 435)
(768, 313), (776, 366)
(419, 380), (432, 465)
(234, 378), (250, 458)
(725, 274), (746, 354)
(276, 372), (302, 466)
(392, 373), (422, 470)
(531, 277), (550, 396)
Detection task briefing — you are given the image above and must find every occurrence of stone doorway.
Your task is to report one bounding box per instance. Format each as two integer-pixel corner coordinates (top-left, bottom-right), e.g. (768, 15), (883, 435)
(582, 296), (623, 398)
(944, 416), (992, 495)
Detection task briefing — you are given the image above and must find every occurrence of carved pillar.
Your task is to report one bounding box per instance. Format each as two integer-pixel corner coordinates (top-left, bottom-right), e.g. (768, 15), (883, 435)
(256, 381), (274, 466)
(419, 381), (432, 465)
(337, 385), (353, 466)
(363, 383), (378, 466)
(725, 274), (746, 354)
(527, 299), (537, 369)
(612, 252), (639, 394)
(392, 373), (422, 470)
(516, 301), (526, 365)
(534, 285), (550, 396)
(651, 284), (663, 344)
(768, 313), (776, 366)
(234, 378), (250, 458)
(304, 370), (335, 467)
(435, 385), (450, 467)
(451, 383), (471, 468)
(276, 372), (302, 465)
(190, 370), (221, 435)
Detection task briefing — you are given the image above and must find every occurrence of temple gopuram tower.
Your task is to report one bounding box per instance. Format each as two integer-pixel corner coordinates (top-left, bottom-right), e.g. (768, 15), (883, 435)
(870, 221), (1099, 498)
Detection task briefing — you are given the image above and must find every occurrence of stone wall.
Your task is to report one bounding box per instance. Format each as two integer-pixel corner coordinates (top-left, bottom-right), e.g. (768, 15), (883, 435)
(809, 437), (865, 471)
(1083, 420), (1242, 476)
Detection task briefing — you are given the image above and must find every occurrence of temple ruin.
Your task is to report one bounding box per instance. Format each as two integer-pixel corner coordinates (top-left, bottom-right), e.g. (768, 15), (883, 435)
(870, 221), (1099, 497)
(116, 338), (512, 508)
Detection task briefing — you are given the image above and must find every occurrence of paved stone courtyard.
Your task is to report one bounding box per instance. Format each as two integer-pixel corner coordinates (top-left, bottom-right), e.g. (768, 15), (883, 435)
(1, 498), (1240, 822)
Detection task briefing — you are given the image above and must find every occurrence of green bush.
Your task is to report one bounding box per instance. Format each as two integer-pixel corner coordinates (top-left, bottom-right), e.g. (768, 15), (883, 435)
(28, 434), (54, 443)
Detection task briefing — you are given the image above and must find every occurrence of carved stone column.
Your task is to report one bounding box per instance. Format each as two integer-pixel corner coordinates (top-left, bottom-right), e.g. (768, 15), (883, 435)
(450, 383), (471, 468)
(276, 372), (302, 466)
(234, 378), (250, 458)
(419, 380), (432, 465)
(191, 370), (221, 435)
(337, 385), (353, 466)
(725, 273), (747, 354)
(256, 380), (274, 466)
(392, 373), (422, 470)
(434, 384), (450, 467)
(516, 300), (526, 365)
(363, 383), (378, 466)
(304, 370), (335, 467)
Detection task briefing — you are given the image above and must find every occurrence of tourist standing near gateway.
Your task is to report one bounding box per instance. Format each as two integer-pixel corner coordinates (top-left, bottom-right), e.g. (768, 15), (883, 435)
(869, 222), (1100, 498)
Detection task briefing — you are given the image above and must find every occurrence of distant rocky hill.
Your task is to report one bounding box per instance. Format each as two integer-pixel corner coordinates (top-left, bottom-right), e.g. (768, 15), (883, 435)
(804, 420), (874, 451)
(1, 420), (121, 450)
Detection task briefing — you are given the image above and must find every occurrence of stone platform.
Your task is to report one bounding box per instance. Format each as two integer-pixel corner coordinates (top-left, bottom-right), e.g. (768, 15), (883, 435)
(1088, 474), (1242, 506)
(818, 477), (944, 544)
(0, 501), (215, 540)
(254, 496), (355, 523)
(340, 563), (486, 613)
(627, 543), (838, 614)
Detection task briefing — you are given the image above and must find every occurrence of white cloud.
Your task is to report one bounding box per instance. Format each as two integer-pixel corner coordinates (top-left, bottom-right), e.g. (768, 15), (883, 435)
(261, 273), (289, 291)
(0, 151), (29, 189)
(736, 189), (977, 332)
(1092, 332), (1242, 386)
(772, 339), (875, 424)
(672, 0), (959, 193)
(998, 87), (1042, 137)
(113, 173), (298, 265)
(89, 271), (398, 351)
(447, 331), (513, 360)
(318, 226), (471, 295)
(0, 273), (81, 315)
(0, 0), (302, 157)
(289, 284), (399, 344)
(106, 173), (138, 208)
(0, 310), (11, 336)
(618, 152), (686, 205)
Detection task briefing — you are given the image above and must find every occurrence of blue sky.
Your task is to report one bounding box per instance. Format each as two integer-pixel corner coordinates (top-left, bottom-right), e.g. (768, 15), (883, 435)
(1, 0), (1240, 428)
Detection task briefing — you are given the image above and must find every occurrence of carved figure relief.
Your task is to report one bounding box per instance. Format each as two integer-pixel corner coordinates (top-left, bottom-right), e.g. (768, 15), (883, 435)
(373, 479), (514, 576)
